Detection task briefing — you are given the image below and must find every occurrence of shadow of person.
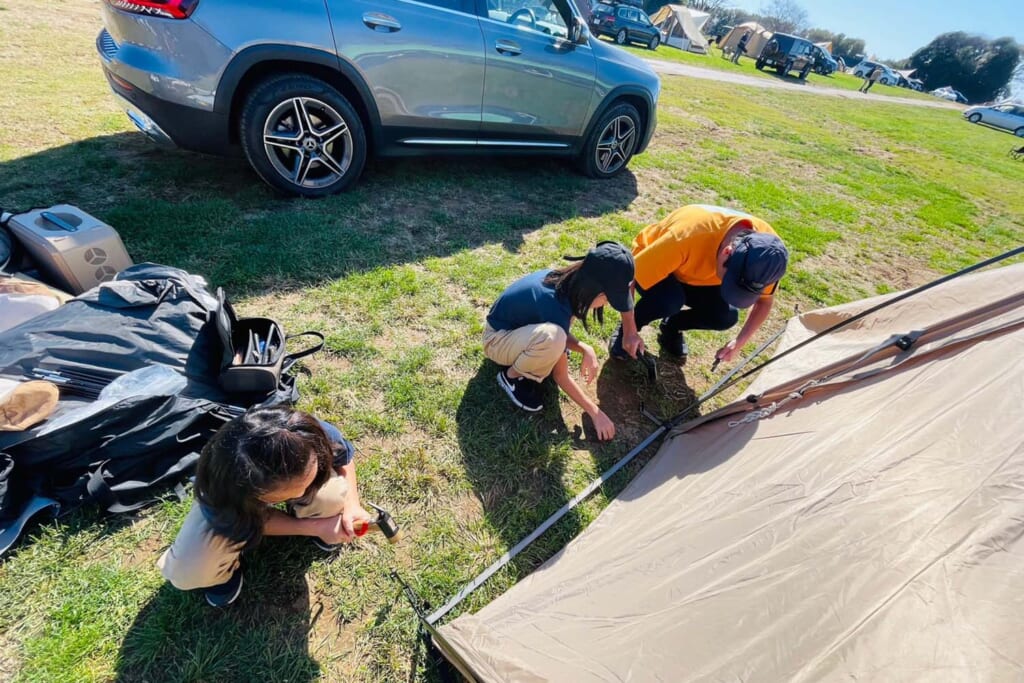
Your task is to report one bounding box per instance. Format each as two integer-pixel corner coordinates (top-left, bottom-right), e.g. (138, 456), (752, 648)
(0, 133), (640, 298)
(114, 535), (338, 682)
(455, 360), (588, 556)
(596, 349), (698, 440)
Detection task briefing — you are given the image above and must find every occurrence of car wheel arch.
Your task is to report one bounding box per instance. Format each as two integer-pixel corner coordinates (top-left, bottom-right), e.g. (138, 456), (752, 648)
(580, 87), (652, 154)
(215, 45), (381, 151)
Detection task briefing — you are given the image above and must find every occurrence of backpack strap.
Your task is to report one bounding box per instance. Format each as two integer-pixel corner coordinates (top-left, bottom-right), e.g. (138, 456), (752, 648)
(282, 332), (325, 372)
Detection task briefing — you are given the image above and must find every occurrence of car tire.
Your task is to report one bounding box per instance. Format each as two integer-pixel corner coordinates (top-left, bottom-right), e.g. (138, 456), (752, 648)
(755, 58), (765, 70)
(578, 102), (642, 179)
(799, 65), (810, 80)
(240, 73), (367, 198)
(648, 34), (659, 50)
(616, 29), (628, 45)
(967, 113), (981, 123)
(1016, 127), (1024, 138)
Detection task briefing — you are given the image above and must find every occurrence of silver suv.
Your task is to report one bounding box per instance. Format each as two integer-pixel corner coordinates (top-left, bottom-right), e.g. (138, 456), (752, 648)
(97, 0), (660, 197)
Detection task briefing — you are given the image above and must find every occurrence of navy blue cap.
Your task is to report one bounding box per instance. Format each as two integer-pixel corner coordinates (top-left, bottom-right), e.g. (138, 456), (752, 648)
(572, 241), (635, 313)
(721, 232), (789, 309)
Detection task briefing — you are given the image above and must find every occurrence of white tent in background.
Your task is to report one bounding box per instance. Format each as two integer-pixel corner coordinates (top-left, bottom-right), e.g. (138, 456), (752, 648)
(436, 262), (1024, 681)
(649, 4), (710, 53)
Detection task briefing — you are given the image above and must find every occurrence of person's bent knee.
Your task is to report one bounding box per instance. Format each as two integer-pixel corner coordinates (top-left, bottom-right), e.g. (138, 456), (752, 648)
(158, 548), (239, 591)
(712, 308), (740, 331)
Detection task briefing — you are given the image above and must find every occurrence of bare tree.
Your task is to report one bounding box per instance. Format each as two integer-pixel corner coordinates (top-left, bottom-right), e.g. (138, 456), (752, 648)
(684, 0), (731, 13)
(759, 0), (808, 34)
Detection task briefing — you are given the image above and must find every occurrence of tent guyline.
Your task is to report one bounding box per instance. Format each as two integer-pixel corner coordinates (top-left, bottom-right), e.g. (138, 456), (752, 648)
(421, 244), (1024, 628)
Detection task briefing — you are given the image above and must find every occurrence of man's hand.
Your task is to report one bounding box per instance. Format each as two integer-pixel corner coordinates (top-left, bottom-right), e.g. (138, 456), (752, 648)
(622, 331), (645, 359)
(715, 339), (740, 364)
(580, 343), (599, 384)
(342, 502), (374, 538)
(315, 515), (354, 544)
(589, 409), (616, 441)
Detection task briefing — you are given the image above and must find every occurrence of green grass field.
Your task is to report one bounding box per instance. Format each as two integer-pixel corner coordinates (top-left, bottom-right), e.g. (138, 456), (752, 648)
(1, 2), (1023, 682)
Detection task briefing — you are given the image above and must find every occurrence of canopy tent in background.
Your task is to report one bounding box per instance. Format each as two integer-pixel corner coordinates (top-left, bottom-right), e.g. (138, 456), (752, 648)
(649, 4), (709, 53)
(720, 21), (773, 59)
(436, 262), (1024, 681)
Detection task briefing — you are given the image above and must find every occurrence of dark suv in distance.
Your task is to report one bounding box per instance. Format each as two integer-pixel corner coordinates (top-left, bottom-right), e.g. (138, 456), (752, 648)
(590, 2), (661, 50)
(756, 33), (815, 79)
(97, 0), (660, 197)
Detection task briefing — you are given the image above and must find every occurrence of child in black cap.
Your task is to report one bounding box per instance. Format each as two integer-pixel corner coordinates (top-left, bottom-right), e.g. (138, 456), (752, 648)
(483, 241), (636, 441)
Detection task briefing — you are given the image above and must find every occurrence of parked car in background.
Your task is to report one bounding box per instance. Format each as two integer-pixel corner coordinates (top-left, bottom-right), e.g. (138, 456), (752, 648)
(756, 33), (815, 79)
(931, 87), (968, 104)
(851, 60), (898, 85)
(590, 2), (660, 49)
(811, 45), (837, 75)
(97, 0), (660, 197)
(963, 102), (1024, 137)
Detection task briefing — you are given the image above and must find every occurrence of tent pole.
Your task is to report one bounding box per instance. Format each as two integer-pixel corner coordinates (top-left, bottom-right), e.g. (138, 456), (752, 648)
(667, 244), (1024, 428)
(425, 342), (773, 626)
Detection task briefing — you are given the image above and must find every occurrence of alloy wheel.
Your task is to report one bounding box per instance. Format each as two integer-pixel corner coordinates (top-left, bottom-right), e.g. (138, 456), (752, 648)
(262, 97), (353, 189)
(594, 114), (637, 174)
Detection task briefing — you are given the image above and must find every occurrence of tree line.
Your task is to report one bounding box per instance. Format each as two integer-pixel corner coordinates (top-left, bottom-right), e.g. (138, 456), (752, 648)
(640, 0), (1021, 102)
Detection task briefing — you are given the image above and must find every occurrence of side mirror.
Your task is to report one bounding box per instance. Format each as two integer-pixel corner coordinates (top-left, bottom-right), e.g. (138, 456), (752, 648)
(570, 16), (589, 45)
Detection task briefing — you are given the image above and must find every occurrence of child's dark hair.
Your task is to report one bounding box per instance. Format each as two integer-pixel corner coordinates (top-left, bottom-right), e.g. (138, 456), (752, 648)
(544, 261), (605, 330)
(195, 406), (333, 548)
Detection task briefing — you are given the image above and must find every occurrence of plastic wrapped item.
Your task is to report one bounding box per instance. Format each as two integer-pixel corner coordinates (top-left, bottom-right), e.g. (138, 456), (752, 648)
(38, 366), (186, 435)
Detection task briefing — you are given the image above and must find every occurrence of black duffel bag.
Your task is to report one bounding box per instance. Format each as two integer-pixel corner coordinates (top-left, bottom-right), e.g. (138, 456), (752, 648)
(0, 263), (314, 555)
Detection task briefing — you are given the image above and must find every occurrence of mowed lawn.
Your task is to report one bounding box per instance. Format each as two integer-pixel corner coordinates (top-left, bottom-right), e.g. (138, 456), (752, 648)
(2, 2), (1023, 682)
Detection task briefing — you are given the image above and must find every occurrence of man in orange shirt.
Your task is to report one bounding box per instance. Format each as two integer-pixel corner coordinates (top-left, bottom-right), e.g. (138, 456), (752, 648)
(610, 205), (789, 364)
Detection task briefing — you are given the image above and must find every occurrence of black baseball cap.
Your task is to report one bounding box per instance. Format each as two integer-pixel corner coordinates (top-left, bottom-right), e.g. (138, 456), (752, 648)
(721, 232), (789, 309)
(569, 241), (635, 313)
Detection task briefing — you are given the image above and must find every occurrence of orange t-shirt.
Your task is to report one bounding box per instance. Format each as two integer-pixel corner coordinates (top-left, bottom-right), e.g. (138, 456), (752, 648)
(631, 205), (780, 297)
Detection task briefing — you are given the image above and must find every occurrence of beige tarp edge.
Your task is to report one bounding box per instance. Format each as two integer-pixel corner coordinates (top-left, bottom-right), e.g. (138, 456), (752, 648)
(440, 263), (1024, 682)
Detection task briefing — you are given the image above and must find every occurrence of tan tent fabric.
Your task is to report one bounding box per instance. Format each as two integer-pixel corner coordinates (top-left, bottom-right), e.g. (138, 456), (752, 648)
(440, 263), (1024, 682)
(720, 21), (772, 59)
(649, 5), (709, 53)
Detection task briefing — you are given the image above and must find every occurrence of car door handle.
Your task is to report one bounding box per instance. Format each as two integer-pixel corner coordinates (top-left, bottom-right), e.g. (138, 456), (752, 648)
(495, 39), (522, 56)
(362, 12), (401, 32)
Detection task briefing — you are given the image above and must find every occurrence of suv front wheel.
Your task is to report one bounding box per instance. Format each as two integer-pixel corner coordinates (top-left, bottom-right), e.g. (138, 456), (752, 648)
(578, 102), (641, 179)
(240, 74), (367, 197)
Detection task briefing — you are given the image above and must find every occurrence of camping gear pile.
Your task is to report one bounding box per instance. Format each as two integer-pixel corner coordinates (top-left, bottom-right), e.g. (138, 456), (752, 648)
(0, 206), (321, 556)
(426, 260), (1024, 681)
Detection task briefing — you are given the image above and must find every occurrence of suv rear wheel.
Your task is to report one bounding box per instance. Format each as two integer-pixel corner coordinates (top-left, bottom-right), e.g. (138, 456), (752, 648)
(578, 102), (641, 179)
(616, 29), (628, 45)
(240, 74), (367, 197)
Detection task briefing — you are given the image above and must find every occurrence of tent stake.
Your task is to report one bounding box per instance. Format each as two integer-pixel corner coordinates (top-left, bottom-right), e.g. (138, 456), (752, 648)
(425, 335), (780, 626)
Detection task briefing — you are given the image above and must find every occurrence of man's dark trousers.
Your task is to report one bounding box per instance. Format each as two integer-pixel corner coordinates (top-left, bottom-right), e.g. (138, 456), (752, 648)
(634, 278), (739, 334)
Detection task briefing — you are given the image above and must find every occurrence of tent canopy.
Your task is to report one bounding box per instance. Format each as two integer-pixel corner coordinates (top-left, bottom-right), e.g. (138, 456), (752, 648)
(720, 21), (772, 58)
(649, 4), (709, 54)
(439, 263), (1024, 681)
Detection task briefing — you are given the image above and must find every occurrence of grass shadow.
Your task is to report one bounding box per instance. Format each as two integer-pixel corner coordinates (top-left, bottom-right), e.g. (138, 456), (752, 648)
(454, 360), (588, 555)
(114, 536), (337, 682)
(0, 133), (640, 297)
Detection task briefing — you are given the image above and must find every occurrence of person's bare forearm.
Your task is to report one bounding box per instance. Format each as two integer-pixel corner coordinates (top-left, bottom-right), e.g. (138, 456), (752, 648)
(551, 354), (599, 416)
(338, 461), (360, 510)
(736, 297), (773, 347)
(263, 508), (324, 537)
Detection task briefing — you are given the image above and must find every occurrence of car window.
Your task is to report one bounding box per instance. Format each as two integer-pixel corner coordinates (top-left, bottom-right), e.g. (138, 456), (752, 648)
(593, 4), (612, 14)
(491, 0), (568, 38)
(639, 12), (651, 25)
(617, 7), (629, 18)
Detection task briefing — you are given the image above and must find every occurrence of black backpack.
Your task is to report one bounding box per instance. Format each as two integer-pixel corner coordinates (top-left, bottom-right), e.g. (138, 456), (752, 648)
(0, 264), (310, 555)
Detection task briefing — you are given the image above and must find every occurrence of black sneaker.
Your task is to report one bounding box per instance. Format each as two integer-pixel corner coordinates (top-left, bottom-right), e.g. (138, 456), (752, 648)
(607, 324), (629, 360)
(204, 570), (243, 608)
(657, 322), (689, 360)
(497, 369), (543, 412)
